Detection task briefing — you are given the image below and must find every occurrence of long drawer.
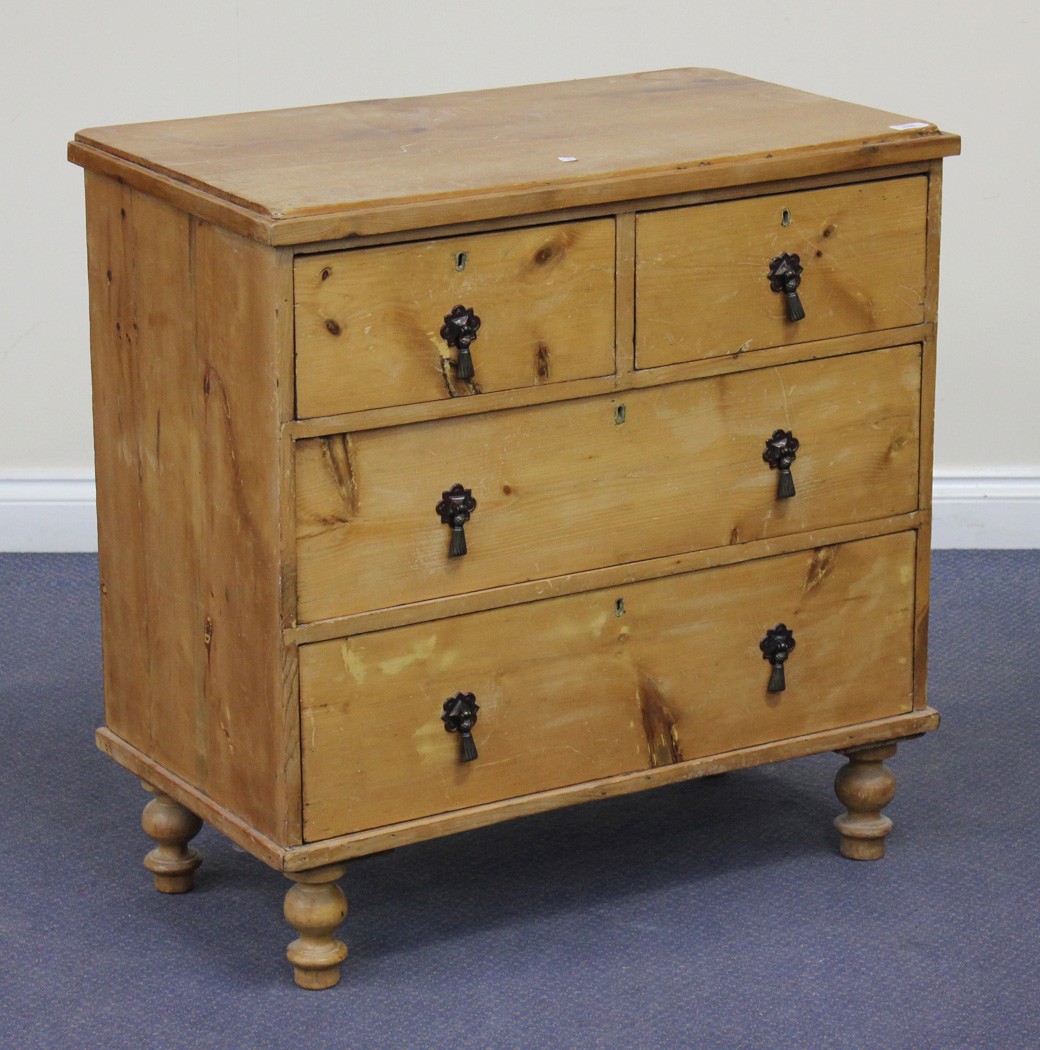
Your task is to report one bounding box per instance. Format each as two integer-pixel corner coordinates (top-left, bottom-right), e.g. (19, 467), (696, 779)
(300, 531), (917, 840)
(294, 218), (617, 417)
(635, 176), (928, 369)
(296, 344), (921, 623)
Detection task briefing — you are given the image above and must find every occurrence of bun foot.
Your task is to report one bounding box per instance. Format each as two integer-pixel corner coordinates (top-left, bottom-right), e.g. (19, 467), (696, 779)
(833, 743), (897, 860)
(141, 784), (203, 893)
(284, 863), (348, 990)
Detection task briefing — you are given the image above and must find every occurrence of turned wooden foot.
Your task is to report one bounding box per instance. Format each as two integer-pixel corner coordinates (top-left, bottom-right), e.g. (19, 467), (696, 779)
(141, 783), (203, 893)
(833, 743), (897, 860)
(284, 863), (348, 990)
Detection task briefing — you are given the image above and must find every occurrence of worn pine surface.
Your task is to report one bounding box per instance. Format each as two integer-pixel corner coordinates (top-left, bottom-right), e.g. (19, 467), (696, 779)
(85, 173), (299, 843)
(295, 219), (615, 417)
(288, 708), (939, 866)
(636, 177), (928, 368)
(69, 69), (958, 243)
(912, 161), (945, 710)
(300, 532), (916, 840)
(289, 323), (930, 440)
(291, 514), (923, 644)
(295, 344), (921, 622)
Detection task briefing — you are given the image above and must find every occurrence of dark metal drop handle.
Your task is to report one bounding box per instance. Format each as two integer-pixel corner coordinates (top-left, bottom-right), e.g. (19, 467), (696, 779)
(436, 484), (477, 557)
(440, 305), (481, 381)
(768, 253), (806, 323)
(760, 624), (796, 693)
(763, 429), (799, 499)
(442, 692), (480, 762)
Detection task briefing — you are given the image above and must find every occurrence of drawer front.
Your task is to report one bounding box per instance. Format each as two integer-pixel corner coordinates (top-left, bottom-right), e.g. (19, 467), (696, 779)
(294, 219), (616, 417)
(635, 177), (927, 369)
(296, 344), (920, 622)
(301, 531), (916, 839)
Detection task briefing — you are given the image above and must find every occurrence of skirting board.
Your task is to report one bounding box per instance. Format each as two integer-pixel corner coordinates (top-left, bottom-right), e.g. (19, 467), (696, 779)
(0, 476), (97, 553)
(0, 474), (1036, 552)
(929, 476), (1040, 549)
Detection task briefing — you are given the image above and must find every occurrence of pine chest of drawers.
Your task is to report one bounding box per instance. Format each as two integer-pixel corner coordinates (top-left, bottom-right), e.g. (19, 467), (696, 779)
(70, 69), (959, 988)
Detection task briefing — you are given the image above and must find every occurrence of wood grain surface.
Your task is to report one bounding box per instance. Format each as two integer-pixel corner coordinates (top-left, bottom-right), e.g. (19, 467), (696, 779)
(290, 513), (924, 644)
(69, 69), (958, 243)
(300, 531), (917, 840)
(74, 73), (952, 894)
(295, 344), (922, 622)
(295, 219), (615, 417)
(636, 177), (928, 368)
(85, 173), (300, 843)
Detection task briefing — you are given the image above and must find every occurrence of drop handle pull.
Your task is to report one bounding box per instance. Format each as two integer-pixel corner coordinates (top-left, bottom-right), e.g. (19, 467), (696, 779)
(442, 692), (480, 762)
(768, 252), (806, 322)
(760, 624), (796, 693)
(436, 484), (477, 557)
(440, 305), (481, 380)
(763, 429), (800, 499)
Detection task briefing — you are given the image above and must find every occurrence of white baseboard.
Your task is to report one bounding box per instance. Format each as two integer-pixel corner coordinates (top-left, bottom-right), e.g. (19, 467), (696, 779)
(0, 474), (1036, 552)
(930, 475), (1040, 549)
(0, 476), (97, 552)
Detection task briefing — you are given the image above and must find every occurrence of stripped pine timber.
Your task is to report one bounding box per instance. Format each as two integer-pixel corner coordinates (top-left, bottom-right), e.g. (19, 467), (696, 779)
(287, 324), (931, 439)
(636, 177), (928, 369)
(300, 532), (917, 840)
(289, 512), (924, 644)
(85, 174), (300, 843)
(70, 69), (958, 244)
(291, 163), (934, 258)
(285, 708), (939, 869)
(294, 219), (616, 417)
(911, 161), (945, 709)
(615, 211), (636, 376)
(72, 71), (957, 984)
(913, 522), (933, 712)
(919, 163), (944, 510)
(296, 345), (922, 622)
(96, 728), (287, 870)
(98, 705), (940, 873)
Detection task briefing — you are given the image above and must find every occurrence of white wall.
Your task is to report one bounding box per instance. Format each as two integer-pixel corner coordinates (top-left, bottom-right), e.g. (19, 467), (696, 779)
(1, 1), (1037, 547)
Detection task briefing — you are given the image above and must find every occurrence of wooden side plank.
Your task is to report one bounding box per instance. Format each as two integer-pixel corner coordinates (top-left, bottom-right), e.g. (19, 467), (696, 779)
(86, 173), (197, 772)
(85, 173), (299, 844)
(912, 158), (946, 710)
(919, 161), (944, 510)
(193, 219), (301, 844)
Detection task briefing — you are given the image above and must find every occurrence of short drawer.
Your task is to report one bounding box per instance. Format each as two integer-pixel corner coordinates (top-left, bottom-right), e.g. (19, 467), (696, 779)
(300, 531), (916, 839)
(295, 344), (921, 623)
(294, 219), (616, 417)
(635, 177), (928, 369)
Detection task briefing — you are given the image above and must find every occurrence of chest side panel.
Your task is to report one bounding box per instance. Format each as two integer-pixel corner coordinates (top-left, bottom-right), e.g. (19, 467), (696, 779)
(85, 173), (299, 843)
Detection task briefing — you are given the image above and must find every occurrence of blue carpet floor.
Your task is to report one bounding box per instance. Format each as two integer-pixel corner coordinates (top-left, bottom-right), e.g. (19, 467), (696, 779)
(0, 551), (1037, 1048)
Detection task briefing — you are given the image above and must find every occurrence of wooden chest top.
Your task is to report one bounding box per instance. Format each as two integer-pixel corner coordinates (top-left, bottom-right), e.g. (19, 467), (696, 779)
(68, 68), (959, 243)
